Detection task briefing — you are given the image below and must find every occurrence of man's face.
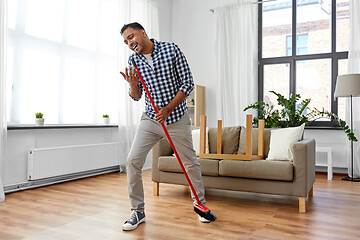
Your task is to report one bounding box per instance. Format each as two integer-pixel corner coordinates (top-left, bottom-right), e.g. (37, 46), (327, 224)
(123, 27), (147, 54)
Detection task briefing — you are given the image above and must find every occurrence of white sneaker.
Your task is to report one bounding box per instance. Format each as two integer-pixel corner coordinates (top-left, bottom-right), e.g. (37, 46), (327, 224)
(199, 215), (211, 223)
(122, 211), (146, 231)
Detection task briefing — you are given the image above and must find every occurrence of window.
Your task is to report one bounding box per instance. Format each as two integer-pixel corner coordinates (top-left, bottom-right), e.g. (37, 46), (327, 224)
(296, 58), (332, 120)
(263, 64), (290, 106)
(7, 0), (121, 124)
(259, 0), (349, 127)
(262, 0), (292, 58)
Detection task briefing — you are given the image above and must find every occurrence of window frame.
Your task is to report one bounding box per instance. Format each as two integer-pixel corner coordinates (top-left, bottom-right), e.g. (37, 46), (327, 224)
(258, 0), (348, 127)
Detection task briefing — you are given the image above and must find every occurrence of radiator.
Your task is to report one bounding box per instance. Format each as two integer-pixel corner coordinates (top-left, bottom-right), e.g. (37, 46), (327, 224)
(28, 142), (120, 180)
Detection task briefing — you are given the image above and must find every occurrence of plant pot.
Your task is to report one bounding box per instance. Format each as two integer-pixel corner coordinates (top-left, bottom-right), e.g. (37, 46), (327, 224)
(35, 118), (45, 126)
(103, 117), (110, 124)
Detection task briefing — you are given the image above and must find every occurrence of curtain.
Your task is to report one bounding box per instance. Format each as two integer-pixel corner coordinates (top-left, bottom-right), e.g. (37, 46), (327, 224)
(117, 0), (159, 170)
(347, 0), (360, 178)
(215, 1), (258, 127)
(0, 0), (7, 202)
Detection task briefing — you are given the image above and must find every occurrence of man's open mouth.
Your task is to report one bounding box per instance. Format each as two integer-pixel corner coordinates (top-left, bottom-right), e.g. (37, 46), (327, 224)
(132, 43), (138, 51)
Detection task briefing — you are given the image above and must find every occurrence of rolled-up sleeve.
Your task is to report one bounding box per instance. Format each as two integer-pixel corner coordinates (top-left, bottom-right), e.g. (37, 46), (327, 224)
(174, 44), (194, 96)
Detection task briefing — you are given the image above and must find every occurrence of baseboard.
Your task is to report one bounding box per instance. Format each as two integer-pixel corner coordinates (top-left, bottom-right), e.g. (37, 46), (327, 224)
(315, 166), (348, 174)
(4, 165), (124, 194)
(315, 171), (348, 177)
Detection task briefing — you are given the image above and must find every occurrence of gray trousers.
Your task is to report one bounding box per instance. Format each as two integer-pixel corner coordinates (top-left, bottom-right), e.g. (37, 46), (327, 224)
(126, 112), (206, 212)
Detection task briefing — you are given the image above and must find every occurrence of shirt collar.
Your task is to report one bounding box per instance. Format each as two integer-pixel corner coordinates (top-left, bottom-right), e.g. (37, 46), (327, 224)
(134, 39), (158, 59)
(150, 39), (159, 54)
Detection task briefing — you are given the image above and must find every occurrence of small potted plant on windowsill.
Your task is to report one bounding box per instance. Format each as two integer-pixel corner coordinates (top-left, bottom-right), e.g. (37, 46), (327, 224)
(35, 112), (44, 126)
(103, 114), (110, 124)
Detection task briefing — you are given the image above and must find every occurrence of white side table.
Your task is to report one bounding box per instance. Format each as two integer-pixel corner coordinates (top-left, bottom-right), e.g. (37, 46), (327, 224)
(316, 147), (333, 180)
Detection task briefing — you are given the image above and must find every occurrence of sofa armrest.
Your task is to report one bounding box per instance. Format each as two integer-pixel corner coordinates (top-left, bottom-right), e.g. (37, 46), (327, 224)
(152, 138), (173, 182)
(292, 138), (316, 197)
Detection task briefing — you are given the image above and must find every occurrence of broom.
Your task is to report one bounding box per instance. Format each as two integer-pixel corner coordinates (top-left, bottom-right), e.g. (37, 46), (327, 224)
(131, 58), (217, 222)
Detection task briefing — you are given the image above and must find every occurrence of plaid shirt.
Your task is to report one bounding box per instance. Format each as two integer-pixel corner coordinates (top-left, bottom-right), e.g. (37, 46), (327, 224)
(128, 39), (194, 125)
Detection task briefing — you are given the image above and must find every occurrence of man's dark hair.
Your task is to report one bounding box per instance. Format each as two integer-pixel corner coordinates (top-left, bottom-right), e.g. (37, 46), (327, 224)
(120, 22), (144, 35)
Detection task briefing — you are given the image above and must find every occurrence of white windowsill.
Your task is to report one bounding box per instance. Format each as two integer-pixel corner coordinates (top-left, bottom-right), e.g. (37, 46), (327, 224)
(7, 123), (118, 130)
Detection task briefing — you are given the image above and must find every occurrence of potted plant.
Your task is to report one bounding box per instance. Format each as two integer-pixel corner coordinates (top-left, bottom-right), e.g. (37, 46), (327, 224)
(35, 112), (44, 126)
(244, 91), (357, 142)
(103, 114), (110, 124)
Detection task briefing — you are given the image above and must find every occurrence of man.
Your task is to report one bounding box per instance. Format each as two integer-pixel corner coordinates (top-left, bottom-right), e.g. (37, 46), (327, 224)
(120, 22), (209, 231)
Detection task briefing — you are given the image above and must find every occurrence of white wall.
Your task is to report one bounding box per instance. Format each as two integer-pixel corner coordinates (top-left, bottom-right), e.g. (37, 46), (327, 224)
(170, 0), (349, 172)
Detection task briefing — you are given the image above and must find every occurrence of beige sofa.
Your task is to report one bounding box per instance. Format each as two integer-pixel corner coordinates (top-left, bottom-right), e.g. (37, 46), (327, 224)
(152, 126), (316, 213)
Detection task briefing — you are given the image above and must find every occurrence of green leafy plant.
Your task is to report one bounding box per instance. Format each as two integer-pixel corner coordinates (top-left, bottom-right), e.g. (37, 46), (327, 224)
(244, 91), (357, 142)
(103, 114), (109, 118)
(309, 107), (358, 142)
(35, 112), (43, 118)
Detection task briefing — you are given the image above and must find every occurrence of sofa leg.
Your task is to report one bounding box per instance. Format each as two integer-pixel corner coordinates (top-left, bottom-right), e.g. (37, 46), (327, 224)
(299, 197), (306, 213)
(309, 186), (314, 197)
(153, 182), (159, 196)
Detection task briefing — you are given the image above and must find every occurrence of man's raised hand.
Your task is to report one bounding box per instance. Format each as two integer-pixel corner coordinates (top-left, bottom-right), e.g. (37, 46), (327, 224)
(120, 67), (138, 86)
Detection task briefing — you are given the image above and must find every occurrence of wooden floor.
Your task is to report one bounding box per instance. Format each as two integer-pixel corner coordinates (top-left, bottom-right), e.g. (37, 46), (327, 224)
(1, 171), (360, 240)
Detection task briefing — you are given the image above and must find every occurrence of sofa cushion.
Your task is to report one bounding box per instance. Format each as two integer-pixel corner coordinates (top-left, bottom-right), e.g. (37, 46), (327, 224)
(219, 159), (293, 181)
(208, 126), (241, 154)
(238, 127), (272, 158)
(267, 124), (305, 161)
(158, 156), (219, 176)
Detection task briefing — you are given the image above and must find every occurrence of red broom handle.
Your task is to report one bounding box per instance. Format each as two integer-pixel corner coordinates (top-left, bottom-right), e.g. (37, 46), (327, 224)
(131, 60), (201, 205)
